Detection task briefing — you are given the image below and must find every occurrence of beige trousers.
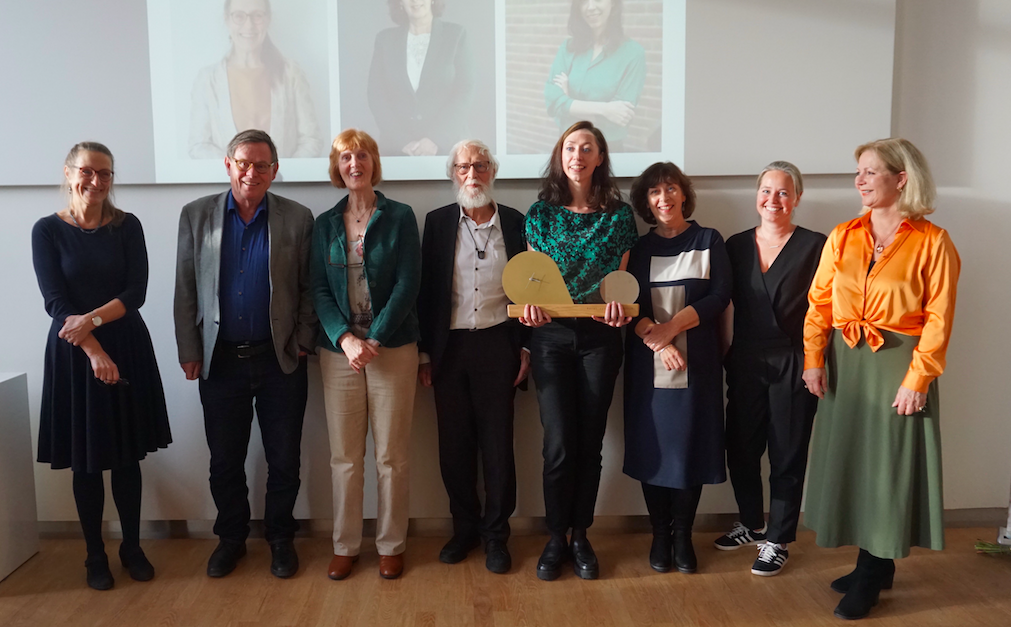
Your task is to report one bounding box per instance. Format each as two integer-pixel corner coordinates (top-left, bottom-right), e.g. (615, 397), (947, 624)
(320, 344), (419, 556)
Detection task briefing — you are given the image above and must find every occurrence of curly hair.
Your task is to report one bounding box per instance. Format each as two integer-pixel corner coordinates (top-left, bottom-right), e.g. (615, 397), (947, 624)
(629, 162), (696, 225)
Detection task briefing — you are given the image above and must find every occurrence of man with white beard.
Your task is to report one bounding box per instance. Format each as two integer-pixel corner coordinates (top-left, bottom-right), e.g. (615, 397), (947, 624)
(417, 139), (529, 574)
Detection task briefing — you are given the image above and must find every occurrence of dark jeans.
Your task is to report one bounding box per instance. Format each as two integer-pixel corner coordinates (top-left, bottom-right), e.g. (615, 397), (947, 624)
(531, 319), (623, 535)
(725, 347), (817, 544)
(199, 345), (308, 544)
(433, 325), (519, 542)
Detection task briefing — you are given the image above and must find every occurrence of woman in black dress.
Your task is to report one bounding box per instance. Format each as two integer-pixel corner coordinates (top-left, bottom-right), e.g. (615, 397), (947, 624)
(31, 142), (171, 590)
(717, 161), (825, 576)
(623, 162), (731, 574)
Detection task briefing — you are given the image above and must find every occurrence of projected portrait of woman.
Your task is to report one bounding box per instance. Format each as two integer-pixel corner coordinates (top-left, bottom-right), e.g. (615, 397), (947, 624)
(544, 0), (646, 151)
(367, 0), (475, 156)
(189, 0), (324, 159)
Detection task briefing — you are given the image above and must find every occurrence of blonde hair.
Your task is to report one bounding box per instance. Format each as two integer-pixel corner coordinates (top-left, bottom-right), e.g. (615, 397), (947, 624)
(62, 141), (125, 227)
(756, 160), (803, 198)
(329, 129), (382, 188)
(855, 138), (936, 218)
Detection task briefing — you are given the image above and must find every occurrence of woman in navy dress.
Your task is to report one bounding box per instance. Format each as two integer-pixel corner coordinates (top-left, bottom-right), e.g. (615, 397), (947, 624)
(623, 162), (731, 574)
(32, 142), (171, 590)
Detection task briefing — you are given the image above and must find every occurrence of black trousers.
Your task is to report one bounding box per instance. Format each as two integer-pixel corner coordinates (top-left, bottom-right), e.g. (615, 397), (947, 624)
(199, 345), (308, 544)
(531, 319), (623, 535)
(724, 347), (817, 544)
(433, 325), (519, 542)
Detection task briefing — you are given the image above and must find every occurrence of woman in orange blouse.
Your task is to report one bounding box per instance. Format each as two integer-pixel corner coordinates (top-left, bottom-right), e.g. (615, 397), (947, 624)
(801, 138), (959, 621)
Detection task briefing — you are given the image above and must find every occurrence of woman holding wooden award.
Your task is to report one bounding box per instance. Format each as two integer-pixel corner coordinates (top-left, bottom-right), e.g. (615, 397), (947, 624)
(519, 120), (638, 582)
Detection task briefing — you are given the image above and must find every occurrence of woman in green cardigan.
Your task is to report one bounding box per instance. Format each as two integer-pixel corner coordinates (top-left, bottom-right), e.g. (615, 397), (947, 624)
(311, 128), (421, 581)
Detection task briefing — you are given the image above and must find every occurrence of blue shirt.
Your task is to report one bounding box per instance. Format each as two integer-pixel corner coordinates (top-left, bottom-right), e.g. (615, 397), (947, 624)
(218, 191), (271, 342)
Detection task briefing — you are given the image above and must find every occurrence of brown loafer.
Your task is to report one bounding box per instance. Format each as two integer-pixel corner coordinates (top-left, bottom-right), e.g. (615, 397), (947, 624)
(378, 554), (404, 579)
(327, 554), (358, 580)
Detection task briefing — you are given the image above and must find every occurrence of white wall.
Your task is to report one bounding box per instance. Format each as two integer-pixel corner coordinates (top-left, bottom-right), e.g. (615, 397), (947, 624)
(1, 0), (1008, 523)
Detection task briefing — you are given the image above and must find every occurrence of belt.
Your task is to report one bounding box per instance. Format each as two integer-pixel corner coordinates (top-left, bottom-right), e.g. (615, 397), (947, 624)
(217, 340), (272, 359)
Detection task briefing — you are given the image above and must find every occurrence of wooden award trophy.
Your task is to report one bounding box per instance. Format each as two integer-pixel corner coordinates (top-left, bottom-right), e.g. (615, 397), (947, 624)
(502, 251), (640, 318)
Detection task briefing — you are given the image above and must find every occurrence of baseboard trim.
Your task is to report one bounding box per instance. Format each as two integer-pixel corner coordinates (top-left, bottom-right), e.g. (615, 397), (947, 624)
(37, 508), (1008, 540)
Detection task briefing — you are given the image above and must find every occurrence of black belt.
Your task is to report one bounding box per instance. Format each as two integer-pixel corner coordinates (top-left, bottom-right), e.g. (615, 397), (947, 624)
(217, 340), (272, 359)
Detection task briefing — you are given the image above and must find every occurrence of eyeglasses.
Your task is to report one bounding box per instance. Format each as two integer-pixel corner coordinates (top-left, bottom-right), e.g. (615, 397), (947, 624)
(229, 10), (268, 26)
(454, 161), (491, 175)
(75, 166), (114, 182)
(230, 158), (275, 174)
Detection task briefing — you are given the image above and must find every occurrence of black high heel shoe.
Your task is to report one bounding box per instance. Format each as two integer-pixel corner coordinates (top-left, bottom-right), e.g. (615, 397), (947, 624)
(119, 544), (155, 582)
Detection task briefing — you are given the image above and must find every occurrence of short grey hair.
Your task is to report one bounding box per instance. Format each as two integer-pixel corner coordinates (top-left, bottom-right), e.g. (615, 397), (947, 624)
(226, 129), (278, 164)
(446, 139), (499, 180)
(756, 160), (804, 197)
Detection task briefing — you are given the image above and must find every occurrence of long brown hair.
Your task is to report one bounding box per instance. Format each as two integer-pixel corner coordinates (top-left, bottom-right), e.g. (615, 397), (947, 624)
(63, 142), (125, 227)
(538, 120), (624, 212)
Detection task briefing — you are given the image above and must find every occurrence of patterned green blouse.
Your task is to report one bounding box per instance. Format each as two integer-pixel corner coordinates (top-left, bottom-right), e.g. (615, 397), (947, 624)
(525, 200), (639, 304)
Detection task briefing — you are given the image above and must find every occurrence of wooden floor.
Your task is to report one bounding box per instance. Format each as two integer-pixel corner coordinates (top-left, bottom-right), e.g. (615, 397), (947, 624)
(1, 528), (1009, 626)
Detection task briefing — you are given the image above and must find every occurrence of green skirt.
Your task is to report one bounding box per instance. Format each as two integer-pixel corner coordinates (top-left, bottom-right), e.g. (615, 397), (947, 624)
(804, 330), (943, 559)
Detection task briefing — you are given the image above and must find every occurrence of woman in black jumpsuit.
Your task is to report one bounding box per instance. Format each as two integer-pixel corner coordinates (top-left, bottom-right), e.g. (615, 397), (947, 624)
(717, 161), (825, 576)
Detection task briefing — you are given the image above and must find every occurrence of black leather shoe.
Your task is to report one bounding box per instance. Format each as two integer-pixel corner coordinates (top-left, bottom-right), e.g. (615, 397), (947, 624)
(834, 580), (881, 620)
(439, 534), (481, 564)
(207, 541), (247, 578)
(269, 540), (299, 578)
(119, 544), (155, 582)
(536, 536), (568, 581)
(85, 554), (114, 591)
(673, 529), (697, 574)
(649, 532), (673, 573)
(485, 540), (512, 574)
(570, 529), (599, 580)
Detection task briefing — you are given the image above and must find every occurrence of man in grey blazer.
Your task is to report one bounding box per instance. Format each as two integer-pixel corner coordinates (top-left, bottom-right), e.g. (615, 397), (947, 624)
(174, 129), (317, 579)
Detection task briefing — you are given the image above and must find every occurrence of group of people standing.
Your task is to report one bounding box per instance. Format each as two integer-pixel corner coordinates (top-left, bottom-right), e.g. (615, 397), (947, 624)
(33, 119), (958, 622)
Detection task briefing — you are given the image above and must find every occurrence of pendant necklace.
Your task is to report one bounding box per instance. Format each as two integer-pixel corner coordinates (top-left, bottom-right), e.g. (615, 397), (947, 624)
(463, 218), (492, 260)
(70, 210), (100, 234)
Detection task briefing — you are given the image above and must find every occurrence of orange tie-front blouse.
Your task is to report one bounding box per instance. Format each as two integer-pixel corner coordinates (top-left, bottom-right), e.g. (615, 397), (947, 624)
(803, 213), (960, 394)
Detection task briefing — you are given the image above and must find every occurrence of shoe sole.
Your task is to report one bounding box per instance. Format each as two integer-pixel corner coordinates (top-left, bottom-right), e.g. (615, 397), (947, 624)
(271, 567), (298, 578)
(650, 563), (673, 573)
(537, 567), (562, 581)
(380, 571), (402, 580)
(714, 539), (763, 551)
(676, 566), (697, 574)
(751, 567), (783, 577)
(574, 565), (599, 580)
(833, 599), (879, 621)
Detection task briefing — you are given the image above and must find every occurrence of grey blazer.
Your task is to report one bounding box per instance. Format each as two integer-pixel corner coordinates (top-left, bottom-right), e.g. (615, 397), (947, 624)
(174, 191), (317, 379)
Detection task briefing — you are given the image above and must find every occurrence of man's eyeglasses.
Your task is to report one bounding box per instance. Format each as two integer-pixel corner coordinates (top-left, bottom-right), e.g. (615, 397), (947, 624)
(75, 167), (113, 182)
(229, 11), (268, 26)
(454, 161), (491, 176)
(231, 158), (276, 174)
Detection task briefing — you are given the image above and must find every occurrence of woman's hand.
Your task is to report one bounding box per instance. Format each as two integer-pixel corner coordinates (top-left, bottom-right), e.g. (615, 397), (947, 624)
(601, 101), (635, 127)
(552, 72), (570, 96)
(642, 319), (678, 351)
(802, 367), (827, 399)
(340, 334), (380, 373)
(418, 363), (433, 387)
(58, 314), (95, 346)
(519, 304), (551, 328)
(659, 345), (686, 371)
(592, 301), (632, 327)
(892, 385), (928, 416)
(89, 350), (120, 385)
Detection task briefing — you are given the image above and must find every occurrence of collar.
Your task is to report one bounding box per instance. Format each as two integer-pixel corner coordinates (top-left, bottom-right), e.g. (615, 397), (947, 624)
(334, 190), (387, 216)
(458, 201), (500, 230)
(848, 211), (927, 234)
(226, 190), (268, 223)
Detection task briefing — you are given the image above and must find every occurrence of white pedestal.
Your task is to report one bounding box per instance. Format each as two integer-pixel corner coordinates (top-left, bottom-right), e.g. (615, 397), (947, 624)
(0, 373), (39, 581)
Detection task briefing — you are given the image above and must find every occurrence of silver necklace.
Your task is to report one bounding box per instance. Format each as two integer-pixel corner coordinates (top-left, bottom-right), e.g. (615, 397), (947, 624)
(70, 211), (100, 233)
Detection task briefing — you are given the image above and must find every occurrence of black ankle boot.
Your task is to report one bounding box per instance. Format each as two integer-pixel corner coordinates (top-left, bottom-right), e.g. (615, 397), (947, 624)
(831, 550), (895, 593)
(570, 528), (599, 579)
(85, 554), (114, 591)
(834, 551), (892, 620)
(649, 527), (673, 573)
(672, 528), (697, 574)
(119, 543), (155, 582)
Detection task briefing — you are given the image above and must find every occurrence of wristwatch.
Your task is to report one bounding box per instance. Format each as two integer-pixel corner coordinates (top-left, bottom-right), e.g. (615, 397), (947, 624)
(91, 315), (103, 328)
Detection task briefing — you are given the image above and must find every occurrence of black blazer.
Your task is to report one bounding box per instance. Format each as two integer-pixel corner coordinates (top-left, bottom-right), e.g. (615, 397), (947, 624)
(418, 203), (529, 374)
(367, 19), (473, 155)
